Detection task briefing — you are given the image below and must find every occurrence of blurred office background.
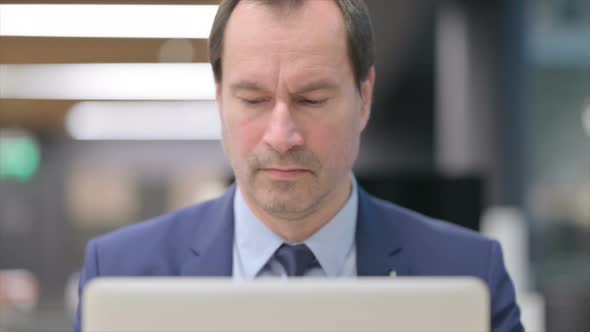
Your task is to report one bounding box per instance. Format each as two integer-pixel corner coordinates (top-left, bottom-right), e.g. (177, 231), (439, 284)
(0, 0), (588, 331)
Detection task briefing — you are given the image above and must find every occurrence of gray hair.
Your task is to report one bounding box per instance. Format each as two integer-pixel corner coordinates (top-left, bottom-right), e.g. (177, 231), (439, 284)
(208, 0), (375, 90)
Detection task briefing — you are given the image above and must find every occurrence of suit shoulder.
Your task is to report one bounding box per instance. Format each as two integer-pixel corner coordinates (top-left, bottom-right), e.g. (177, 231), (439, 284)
(94, 198), (215, 247)
(371, 195), (493, 246)
(367, 195), (496, 276)
(88, 196), (226, 274)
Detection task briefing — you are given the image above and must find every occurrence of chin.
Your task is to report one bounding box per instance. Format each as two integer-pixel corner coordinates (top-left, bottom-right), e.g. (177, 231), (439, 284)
(256, 190), (316, 218)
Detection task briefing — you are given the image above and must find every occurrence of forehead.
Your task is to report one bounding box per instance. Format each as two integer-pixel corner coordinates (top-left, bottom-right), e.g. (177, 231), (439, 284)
(221, 0), (352, 88)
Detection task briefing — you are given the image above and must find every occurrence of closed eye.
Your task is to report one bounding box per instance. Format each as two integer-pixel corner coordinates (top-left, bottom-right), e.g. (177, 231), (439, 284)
(299, 98), (327, 106)
(241, 97), (270, 105)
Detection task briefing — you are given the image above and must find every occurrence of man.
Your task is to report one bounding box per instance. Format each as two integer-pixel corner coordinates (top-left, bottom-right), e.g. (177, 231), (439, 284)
(74, 1), (524, 331)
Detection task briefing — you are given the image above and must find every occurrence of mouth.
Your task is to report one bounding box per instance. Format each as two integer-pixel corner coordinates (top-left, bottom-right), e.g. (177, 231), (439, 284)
(260, 167), (311, 180)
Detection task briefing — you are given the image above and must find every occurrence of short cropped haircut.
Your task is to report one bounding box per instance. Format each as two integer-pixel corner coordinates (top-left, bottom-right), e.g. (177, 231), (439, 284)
(208, 0), (375, 90)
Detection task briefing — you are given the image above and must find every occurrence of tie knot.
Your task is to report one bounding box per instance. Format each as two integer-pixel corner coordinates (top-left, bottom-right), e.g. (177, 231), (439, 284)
(273, 243), (319, 277)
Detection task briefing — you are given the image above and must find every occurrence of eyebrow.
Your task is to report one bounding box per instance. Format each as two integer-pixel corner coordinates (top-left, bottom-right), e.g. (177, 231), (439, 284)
(229, 81), (269, 94)
(294, 80), (339, 94)
(229, 79), (339, 95)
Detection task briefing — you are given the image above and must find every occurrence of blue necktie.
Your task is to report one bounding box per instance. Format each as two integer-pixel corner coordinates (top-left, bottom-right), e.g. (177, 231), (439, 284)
(274, 243), (319, 276)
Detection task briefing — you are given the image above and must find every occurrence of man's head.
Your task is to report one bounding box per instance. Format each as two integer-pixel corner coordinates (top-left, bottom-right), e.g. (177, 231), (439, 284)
(209, 0), (375, 227)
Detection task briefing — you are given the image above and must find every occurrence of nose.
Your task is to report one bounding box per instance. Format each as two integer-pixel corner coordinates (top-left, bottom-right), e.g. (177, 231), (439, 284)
(262, 101), (304, 154)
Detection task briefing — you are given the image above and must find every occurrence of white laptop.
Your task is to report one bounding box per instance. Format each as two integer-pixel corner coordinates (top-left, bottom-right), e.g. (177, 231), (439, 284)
(83, 277), (490, 332)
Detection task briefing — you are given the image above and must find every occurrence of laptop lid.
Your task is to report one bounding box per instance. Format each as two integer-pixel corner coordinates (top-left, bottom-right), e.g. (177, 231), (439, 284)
(83, 277), (490, 332)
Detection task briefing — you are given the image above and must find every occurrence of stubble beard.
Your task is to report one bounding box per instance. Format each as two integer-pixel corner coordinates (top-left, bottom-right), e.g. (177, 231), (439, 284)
(241, 148), (328, 221)
(250, 173), (329, 221)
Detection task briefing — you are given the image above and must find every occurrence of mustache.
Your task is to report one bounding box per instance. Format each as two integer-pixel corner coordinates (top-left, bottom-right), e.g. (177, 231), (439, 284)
(249, 149), (321, 172)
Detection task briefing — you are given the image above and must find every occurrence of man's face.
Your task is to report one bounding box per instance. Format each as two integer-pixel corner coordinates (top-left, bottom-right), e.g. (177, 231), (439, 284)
(217, 0), (373, 220)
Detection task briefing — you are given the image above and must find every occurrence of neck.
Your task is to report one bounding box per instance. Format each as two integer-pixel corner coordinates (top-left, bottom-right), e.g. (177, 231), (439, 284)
(242, 177), (353, 243)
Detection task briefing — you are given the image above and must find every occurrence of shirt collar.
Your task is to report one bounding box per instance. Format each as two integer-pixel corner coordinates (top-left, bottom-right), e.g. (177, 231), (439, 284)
(234, 188), (284, 279)
(303, 178), (357, 277)
(233, 177), (358, 278)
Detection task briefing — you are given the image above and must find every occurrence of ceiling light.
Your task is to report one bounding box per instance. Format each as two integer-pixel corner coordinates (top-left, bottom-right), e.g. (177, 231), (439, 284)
(0, 63), (215, 100)
(0, 4), (218, 39)
(66, 101), (221, 140)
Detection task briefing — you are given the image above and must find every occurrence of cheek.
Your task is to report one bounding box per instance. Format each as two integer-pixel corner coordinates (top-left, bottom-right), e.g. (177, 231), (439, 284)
(224, 112), (266, 160)
(307, 125), (336, 156)
(307, 115), (360, 165)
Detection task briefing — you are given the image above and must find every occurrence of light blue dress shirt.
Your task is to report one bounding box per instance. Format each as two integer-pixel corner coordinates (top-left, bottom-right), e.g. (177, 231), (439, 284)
(232, 177), (358, 279)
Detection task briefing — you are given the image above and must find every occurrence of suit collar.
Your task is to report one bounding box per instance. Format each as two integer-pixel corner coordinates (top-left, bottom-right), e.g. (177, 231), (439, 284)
(180, 184), (410, 277)
(180, 185), (235, 277)
(355, 186), (409, 276)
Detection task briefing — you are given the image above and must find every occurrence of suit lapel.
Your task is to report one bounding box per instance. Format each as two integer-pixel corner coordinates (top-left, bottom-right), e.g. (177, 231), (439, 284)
(180, 185), (235, 277)
(179, 184), (411, 277)
(355, 187), (410, 276)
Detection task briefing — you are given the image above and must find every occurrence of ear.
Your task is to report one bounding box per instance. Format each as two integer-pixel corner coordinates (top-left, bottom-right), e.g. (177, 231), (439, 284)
(215, 81), (222, 107)
(359, 66), (375, 132)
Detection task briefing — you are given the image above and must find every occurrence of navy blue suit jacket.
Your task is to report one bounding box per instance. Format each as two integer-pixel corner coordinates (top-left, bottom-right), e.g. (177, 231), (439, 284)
(74, 185), (524, 332)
